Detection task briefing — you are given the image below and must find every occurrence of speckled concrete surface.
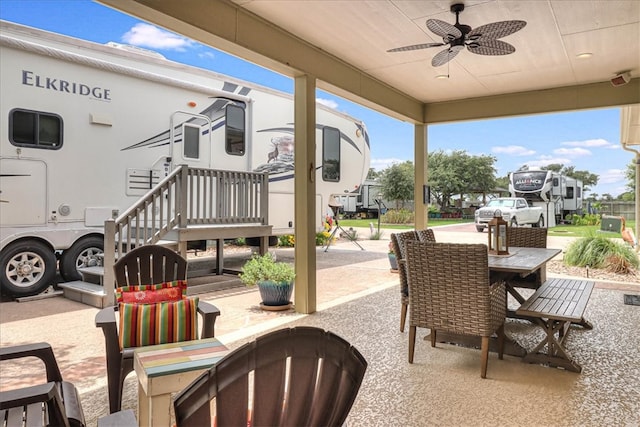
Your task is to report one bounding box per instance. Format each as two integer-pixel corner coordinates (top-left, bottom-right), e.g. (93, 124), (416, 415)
(1, 230), (639, 426)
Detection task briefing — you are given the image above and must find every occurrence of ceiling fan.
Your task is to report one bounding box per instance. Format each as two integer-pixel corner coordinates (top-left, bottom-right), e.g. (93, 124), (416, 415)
(387, 3), (526, 67)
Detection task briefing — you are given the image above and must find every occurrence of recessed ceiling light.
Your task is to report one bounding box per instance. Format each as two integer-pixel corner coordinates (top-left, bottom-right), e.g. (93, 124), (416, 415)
(435, 74), (449, 79)
(576, 52), (593, 59)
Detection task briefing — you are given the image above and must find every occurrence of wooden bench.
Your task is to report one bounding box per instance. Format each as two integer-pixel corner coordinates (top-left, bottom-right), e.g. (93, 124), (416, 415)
(516, 278), (595, 373)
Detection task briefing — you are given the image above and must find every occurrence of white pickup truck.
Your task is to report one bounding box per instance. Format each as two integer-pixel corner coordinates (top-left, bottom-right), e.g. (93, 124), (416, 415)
(474, 198), (545, 232)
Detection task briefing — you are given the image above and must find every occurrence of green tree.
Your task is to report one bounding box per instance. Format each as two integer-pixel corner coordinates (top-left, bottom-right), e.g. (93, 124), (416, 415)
(428, 150), (496, 209)
(626, 159), (636, 192)
(366, 168), (380, 180)
(379, 161), (414, 209)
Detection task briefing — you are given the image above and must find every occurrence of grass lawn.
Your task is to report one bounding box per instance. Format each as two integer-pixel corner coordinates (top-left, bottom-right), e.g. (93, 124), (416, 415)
(339, 217), (636, 240)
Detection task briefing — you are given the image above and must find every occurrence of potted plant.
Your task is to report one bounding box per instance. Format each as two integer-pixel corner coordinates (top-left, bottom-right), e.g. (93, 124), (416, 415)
(388, 241), (398, 272)
(239, 253), (295, 310)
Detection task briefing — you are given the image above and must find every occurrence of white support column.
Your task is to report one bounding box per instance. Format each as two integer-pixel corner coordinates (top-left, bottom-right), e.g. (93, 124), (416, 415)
(294, 75), (317, 314)
(414, 124), (428, 230)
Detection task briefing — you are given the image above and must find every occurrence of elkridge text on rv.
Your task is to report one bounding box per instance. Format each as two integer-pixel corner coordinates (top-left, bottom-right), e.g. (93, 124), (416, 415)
(22, 70), (111, 100)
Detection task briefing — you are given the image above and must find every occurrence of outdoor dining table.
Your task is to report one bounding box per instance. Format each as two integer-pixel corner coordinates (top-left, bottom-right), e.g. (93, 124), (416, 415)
(489, 246), (562, 316)
(428, 246), (562, 357)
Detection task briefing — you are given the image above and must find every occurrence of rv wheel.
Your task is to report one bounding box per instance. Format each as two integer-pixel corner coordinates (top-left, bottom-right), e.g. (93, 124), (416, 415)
(59, 236), (104, 282)
(0, 240), (56, 297)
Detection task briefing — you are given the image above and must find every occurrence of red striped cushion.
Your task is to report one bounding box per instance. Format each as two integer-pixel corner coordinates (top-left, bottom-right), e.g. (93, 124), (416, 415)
(118, 296), (199, 349)
(115, 280), (187, 304)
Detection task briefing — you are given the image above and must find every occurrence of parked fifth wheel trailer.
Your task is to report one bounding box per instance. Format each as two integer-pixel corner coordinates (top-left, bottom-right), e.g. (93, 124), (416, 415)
(509, 169), (583, 227)
(0, 21), (371, 297)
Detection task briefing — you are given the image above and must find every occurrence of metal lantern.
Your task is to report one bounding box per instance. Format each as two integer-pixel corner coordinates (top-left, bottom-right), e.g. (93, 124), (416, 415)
(487, 209), (509, 255)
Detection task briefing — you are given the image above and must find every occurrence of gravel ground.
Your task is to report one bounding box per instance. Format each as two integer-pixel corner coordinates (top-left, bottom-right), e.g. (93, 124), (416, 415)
(547, 259), (638, 283)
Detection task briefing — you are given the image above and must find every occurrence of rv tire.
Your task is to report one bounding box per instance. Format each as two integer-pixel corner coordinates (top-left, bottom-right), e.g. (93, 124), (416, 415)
(0, 240), (56, 297)
(476, 226), (484, 232)
(59, 236), (104, 282)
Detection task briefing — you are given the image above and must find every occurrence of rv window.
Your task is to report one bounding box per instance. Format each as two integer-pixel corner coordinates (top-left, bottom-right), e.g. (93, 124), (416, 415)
(183, 124), (200, 159)
(322, 127), (340, 182)
(9, 109), (62, 149)
(566, 187), (574, 199)
(226, 105), (245, 155)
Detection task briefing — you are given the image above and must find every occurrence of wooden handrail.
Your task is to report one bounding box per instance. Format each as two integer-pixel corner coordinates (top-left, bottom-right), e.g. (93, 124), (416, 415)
(103, 165), (269, 304)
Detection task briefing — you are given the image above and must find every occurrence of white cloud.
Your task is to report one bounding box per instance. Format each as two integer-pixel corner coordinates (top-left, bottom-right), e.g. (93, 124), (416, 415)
(316, 98), (338, 109)
(599, 168), (626, 184)
(122, 23), (195, 51)
(521, 156), (572, 169)
(198, 51), (215, 60)
(561, 138), (613, 148)
(370, 158), (405, 170)
(552, 147), (592, 157)
(492, 145), (535, 156)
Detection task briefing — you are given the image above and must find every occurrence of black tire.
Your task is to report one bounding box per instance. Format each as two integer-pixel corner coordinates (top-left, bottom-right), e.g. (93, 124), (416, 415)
(476, 226), (484, 232)
(510, 218), (518, 227)
(533, 215), (545, 228)
(0, 240), (57, 297)
(59, 236), (104, 281)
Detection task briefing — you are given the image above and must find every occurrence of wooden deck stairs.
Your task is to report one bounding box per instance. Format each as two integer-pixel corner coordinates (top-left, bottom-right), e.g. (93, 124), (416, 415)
(59, 166), (272, 308)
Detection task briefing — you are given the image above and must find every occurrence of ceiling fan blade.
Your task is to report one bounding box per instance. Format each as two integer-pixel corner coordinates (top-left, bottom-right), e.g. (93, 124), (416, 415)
(387, 42), (445, 53)
(426, 19), (462, 41)
(467, 39), (516, 56)
(432, 47), (460, 67)
(468, 20), (527, 40)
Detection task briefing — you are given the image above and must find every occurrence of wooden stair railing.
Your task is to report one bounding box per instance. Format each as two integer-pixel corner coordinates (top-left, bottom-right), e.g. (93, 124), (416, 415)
(103, 165), (269, 305)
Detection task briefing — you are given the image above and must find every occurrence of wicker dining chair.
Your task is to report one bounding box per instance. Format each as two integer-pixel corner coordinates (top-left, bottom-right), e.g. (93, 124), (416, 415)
(506, 227), (548, 288)
(415, 228), (436, 243)
(405, 241), (506, 378)
(390, 231), (418, 332)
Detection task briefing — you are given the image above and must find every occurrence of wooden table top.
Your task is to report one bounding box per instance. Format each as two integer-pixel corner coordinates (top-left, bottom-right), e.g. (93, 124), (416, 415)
(134, 337), (229, 379)
(488, 247), (561, 275)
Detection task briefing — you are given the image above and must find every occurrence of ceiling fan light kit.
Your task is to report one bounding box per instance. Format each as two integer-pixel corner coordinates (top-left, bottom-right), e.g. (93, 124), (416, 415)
(388, 3), (527, 67)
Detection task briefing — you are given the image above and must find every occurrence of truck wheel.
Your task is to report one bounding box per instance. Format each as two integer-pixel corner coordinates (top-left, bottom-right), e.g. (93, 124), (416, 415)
(533, 216), (545, 228)
(59, 236), (104, 281)
(476, 226), (484, 232)
(0, 240), (56, 297)
(510, 218), (518, 227)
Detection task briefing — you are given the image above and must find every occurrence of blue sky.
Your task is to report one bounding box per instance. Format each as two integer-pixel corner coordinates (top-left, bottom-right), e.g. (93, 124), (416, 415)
(1, 0), (633, 197)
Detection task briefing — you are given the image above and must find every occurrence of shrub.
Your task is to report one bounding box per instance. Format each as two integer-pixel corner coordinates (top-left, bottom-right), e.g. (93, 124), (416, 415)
(382, 209), (414, 224)
(564, 234), (639, 273)
(278, 234), (295, 247)
(239, 253), (295, 286)
(315, 231), (332, 246)
(278, 232), (333, 247)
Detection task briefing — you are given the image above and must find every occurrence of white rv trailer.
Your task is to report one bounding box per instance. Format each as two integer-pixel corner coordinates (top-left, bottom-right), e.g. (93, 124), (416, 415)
(509, 169), (583, 227)
(0, 21), (371, 297)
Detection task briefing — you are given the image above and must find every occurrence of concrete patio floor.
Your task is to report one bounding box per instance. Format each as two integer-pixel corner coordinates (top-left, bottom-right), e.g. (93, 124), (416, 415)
(1, 226), (638, 426)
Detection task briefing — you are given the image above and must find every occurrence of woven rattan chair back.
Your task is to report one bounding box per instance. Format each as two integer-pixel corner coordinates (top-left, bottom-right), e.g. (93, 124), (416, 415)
(416, 228), (436, 243)
(390, 231), (418, 332)
(404, 241), (506, 378)
(174, 327), (368, 427)
(505, 227), (548, 288)
(507, 227), (547, 249)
